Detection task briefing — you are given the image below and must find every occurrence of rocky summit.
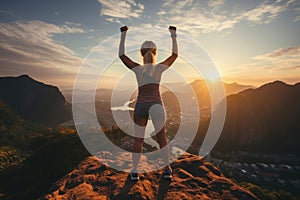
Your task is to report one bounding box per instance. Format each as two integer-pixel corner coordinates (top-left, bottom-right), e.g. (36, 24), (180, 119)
(41, 153), (258, 200)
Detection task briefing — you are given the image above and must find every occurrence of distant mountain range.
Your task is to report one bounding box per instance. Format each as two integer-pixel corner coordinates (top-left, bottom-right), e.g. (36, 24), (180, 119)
(189, 79), (254, 96)
(1, 75), (299, 154)
(186, 80), (254, 109)
(62, 80), (254, 104)
(0, 75), (72, 126)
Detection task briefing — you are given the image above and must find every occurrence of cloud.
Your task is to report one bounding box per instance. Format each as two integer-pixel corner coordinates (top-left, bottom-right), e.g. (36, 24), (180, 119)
(241, 0), (295, 24)
(220, 46), (300, 85)
(157, 0), (296, 34)
(294, 7), (300, 21)
(0, 20), (84, 86)
(253, 46), (300, 70)
(208, 0), (225, 9)
(254, 46), (300, 59)
(98, 0), (144, 21)
(105, 17), (121, 24)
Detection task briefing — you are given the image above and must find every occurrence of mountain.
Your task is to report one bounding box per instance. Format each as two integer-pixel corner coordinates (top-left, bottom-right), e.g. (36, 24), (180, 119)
(170, 80), (255, 119)
(0, 75), (72, 126)
(223, 82), (254, 95)
(188, 80), (254, 107)
(41, 153), (258, 200)
(214, 81), (300, 153)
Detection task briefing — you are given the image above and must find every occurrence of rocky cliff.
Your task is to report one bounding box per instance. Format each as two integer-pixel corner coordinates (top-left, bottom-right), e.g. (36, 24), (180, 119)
(41, 153), (258, 200)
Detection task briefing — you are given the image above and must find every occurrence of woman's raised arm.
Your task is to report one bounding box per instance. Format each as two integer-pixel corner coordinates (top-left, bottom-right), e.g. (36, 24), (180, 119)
(159, 26), (178, 67)
(119, 26), (139, 69)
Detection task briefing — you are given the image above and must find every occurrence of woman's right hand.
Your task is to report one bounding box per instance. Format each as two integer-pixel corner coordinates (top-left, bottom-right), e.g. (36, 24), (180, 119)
(169, 26), (176, 31)
(169, 26), (177, 37)
(120, 26), (128, 32)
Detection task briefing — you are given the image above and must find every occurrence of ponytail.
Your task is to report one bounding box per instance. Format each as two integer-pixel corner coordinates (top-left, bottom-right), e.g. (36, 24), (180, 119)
(141, 46), (156, 77)
(143, 50), (156, 64)
(140, 41), (157, 64)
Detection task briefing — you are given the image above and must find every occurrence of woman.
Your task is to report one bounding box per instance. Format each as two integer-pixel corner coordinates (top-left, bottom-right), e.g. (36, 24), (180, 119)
(119, 26), (178, 180)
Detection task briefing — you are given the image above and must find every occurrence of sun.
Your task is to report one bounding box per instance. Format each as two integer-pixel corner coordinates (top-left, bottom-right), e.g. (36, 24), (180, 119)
(205, 72), (221, 83)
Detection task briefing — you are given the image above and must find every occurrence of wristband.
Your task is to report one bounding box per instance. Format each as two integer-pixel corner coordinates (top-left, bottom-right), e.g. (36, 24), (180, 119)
(171, 33), (177, 38)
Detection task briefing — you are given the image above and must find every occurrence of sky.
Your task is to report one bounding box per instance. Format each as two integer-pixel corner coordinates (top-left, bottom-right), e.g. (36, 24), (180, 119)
(0, 0), (299, 89)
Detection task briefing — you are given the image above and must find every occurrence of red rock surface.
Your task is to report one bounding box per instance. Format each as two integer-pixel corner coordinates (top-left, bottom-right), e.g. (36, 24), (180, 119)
(41, 153), (258, 200)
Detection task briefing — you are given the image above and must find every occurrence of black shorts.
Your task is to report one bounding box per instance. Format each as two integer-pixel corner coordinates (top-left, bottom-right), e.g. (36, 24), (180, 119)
(134, 101), (165, 119)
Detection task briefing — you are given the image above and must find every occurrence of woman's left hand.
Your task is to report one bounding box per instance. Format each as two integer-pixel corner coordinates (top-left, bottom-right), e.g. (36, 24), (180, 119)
(120, 26), (128, 32)
(169, 26), (176, 34)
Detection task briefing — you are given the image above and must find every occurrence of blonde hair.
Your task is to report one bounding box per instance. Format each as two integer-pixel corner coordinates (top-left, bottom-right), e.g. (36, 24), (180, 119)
(140, 41), (157, 64)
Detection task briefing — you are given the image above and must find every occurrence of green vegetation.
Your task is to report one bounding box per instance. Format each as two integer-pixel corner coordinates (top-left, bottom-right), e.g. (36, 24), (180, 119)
(0, 100), (25, 147)
(0, 131), (89, 200)
(0, 146), (28, 172)
(1, 100), (88, 199)
(0, 108), (148, 200)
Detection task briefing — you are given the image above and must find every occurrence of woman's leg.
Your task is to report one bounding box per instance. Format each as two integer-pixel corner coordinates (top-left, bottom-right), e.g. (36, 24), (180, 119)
(151, 105), (169, 168)
(155, 125), (169, 167)
(132, 115), (147, 171)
